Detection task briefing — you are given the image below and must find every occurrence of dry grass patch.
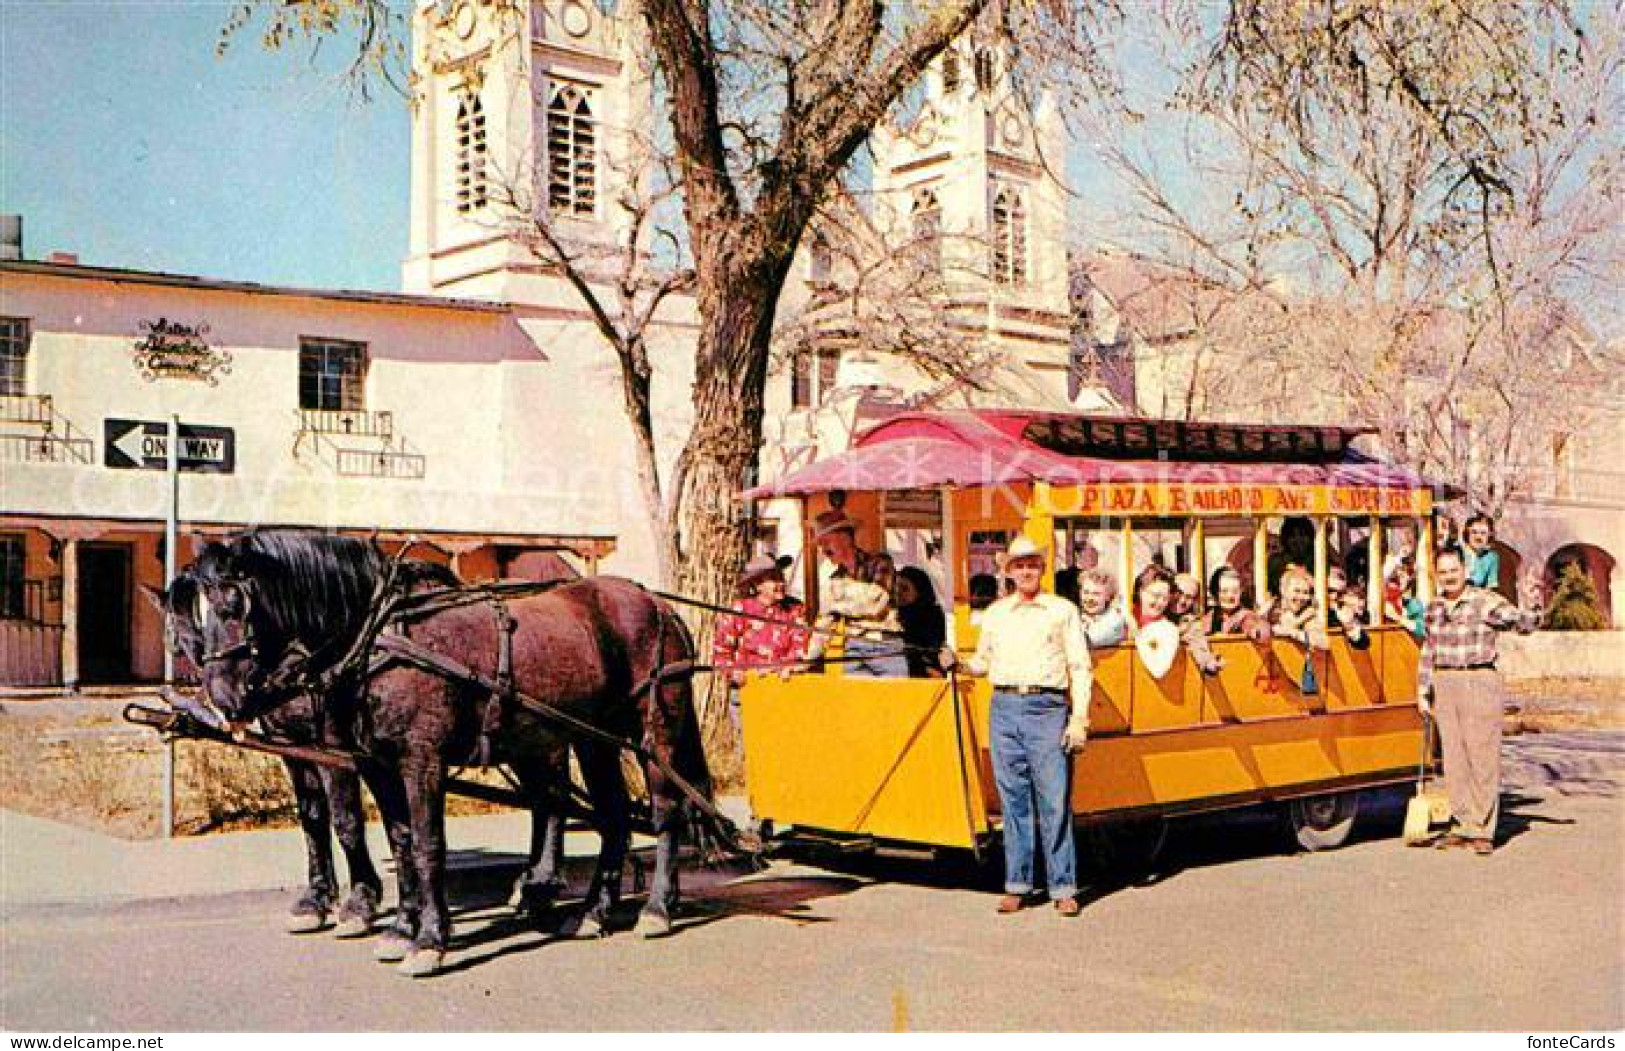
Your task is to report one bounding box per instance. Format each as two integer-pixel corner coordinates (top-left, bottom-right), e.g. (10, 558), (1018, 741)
(1507, 677), (1624, 733)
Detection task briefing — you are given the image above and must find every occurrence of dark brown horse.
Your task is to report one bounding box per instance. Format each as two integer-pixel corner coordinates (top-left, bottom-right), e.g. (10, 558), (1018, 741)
(149, 567), (386, 939)
(171, 528), (714, 977)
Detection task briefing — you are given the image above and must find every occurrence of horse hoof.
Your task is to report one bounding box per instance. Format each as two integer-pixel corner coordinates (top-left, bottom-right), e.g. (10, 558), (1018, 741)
(634, 912), (672, 939)
(285, 909), (331, 934)
(511, 886), (560, 919)
(398, 949), (445, 979)
(373, 932), (412, 962)
(333, 915), (372, 939)
(574, 914), (606, 940)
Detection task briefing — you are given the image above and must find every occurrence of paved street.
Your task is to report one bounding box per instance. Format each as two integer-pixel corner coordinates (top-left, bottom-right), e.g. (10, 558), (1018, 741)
(3, 731), (1621, 1032)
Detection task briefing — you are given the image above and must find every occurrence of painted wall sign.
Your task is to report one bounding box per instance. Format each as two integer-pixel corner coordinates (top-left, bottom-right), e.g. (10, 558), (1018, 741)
(131, 318), (232, 385)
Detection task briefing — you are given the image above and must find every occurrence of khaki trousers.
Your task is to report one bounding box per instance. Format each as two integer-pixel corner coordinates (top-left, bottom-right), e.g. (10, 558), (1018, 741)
(1433, 667), (1505, 841)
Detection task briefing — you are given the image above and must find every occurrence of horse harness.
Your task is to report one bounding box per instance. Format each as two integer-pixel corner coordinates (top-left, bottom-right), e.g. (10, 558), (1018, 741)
(322, 577), (739, 844)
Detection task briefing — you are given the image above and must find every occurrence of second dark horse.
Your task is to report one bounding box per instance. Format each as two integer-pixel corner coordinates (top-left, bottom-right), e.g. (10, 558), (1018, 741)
(164, 528), (715, 977)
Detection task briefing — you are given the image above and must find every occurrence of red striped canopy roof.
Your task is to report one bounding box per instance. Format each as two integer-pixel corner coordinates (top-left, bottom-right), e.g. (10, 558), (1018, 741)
(741, 410), (1440, 498)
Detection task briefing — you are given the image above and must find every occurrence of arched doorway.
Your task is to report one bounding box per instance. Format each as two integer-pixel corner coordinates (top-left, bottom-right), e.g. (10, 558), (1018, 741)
(1544, 543), (1616, 629)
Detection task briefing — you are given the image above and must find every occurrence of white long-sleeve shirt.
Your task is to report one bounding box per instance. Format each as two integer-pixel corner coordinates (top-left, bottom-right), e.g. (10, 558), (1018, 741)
(963, 591), (1093, 724)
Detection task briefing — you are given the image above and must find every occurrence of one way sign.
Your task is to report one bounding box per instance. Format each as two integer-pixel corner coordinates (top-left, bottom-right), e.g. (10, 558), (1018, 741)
(104, 419), (236, 474)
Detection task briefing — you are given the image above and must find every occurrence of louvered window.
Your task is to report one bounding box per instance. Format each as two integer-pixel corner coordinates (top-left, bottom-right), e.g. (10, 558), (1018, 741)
(991, 186), (1027, 285)
(912, 188), (942, 271)
(547, 84), (597, 217)
(974, 50), (996, 93)
(455, 93), (488, 213)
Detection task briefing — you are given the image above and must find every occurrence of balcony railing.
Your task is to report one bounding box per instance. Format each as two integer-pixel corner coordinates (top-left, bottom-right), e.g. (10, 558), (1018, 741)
(335, 446), (427, 480)
(0, 393), (54, 428)
(297, 408), (395, 441)
(0, 433), (93, 464)
(1, 580), (60, 625)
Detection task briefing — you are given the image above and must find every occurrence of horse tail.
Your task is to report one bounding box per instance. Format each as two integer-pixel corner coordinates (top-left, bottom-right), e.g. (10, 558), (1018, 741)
(656, 602), (751, 862)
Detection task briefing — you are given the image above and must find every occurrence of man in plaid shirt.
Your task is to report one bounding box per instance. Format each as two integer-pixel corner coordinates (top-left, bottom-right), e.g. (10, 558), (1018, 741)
(1417, 545), (1544, 855)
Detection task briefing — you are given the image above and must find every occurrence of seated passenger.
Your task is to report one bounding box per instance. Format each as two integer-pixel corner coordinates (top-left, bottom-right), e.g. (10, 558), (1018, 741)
(1333, 578), (1371, 650)
(1384, 557), (1426, 640)
(1266, 565), (1329, 650)
(1206, 566), (1268, 640)
(712, 556), (810, 735)
(1267, 517), (1316, 599)
(895, 566), (947, 679)
(1132, 564), (1176, 629)
(1078, 569), (1128, 648)
(1382, 523), (1418, 584)
(1129, 565), (1185, 677)
(1464, 514), (1502, 591)
(1327, 566), (1348, 606)
(1171, 573), (1222, 675)
(808, 508), (905, 677)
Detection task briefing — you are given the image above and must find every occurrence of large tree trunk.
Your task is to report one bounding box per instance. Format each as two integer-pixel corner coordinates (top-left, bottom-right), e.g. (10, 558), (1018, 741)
(673, 257), (783, 750)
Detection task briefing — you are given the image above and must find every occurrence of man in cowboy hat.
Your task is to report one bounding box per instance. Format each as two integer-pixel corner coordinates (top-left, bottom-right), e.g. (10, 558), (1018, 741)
(807, 507), (906, 677)
(947, 536), (1091, 917)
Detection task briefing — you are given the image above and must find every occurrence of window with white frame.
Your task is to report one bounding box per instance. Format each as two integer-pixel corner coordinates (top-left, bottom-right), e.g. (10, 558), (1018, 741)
(547, 83), (598, 217)
(455, 92), (488, 213)
(974, 49), (996, 93)
(299, 338), (368, 411)
(0, 317), (28, 396)
(991, 184), (1027, 285)
(911, 187), (942, 271)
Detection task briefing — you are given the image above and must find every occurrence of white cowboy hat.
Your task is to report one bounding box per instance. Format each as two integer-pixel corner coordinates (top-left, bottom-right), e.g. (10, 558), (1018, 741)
(1004, 536), (1046, 563)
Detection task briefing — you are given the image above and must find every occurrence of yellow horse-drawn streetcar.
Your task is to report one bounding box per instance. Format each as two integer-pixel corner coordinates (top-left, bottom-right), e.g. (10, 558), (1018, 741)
(738, 410), (1443, 858)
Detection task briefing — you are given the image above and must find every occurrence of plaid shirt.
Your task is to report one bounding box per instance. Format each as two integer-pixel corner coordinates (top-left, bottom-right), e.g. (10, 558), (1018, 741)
(1417, 586), (1541, 695)
(816, 548), (900, 636)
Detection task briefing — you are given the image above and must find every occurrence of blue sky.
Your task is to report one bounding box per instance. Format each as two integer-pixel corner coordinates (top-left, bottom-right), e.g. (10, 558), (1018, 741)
(0, 1), (410, 291)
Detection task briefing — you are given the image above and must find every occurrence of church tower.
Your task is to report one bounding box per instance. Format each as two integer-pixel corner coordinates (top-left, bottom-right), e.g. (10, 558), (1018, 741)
(869, 25), (1076, 406)
(401, 0), (651, 304)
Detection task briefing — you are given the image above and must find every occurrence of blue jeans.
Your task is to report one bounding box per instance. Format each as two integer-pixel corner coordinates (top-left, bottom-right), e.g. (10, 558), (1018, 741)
(843, 638), (910, 678)
(990, 691), (1077, 899)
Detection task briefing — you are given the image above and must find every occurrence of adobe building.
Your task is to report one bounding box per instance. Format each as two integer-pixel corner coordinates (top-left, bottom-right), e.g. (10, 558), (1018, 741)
(0, 1), (720, 687)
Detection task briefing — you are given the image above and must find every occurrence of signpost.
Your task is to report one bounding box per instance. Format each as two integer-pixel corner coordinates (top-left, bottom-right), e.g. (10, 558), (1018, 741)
(163, 417), (178, 839)
(104, 416), (234, 837)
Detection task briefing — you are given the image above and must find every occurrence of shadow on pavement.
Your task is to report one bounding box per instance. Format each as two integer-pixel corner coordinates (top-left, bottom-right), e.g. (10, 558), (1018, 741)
(379, 851), (867, 974)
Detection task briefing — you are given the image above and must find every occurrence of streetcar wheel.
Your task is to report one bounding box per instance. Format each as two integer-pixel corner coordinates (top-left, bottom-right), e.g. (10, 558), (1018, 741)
(1284, 791), (1361, 851)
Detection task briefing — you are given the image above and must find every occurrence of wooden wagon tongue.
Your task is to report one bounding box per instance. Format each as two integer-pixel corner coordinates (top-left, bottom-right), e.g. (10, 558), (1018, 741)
(154, 684), (229, 732)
